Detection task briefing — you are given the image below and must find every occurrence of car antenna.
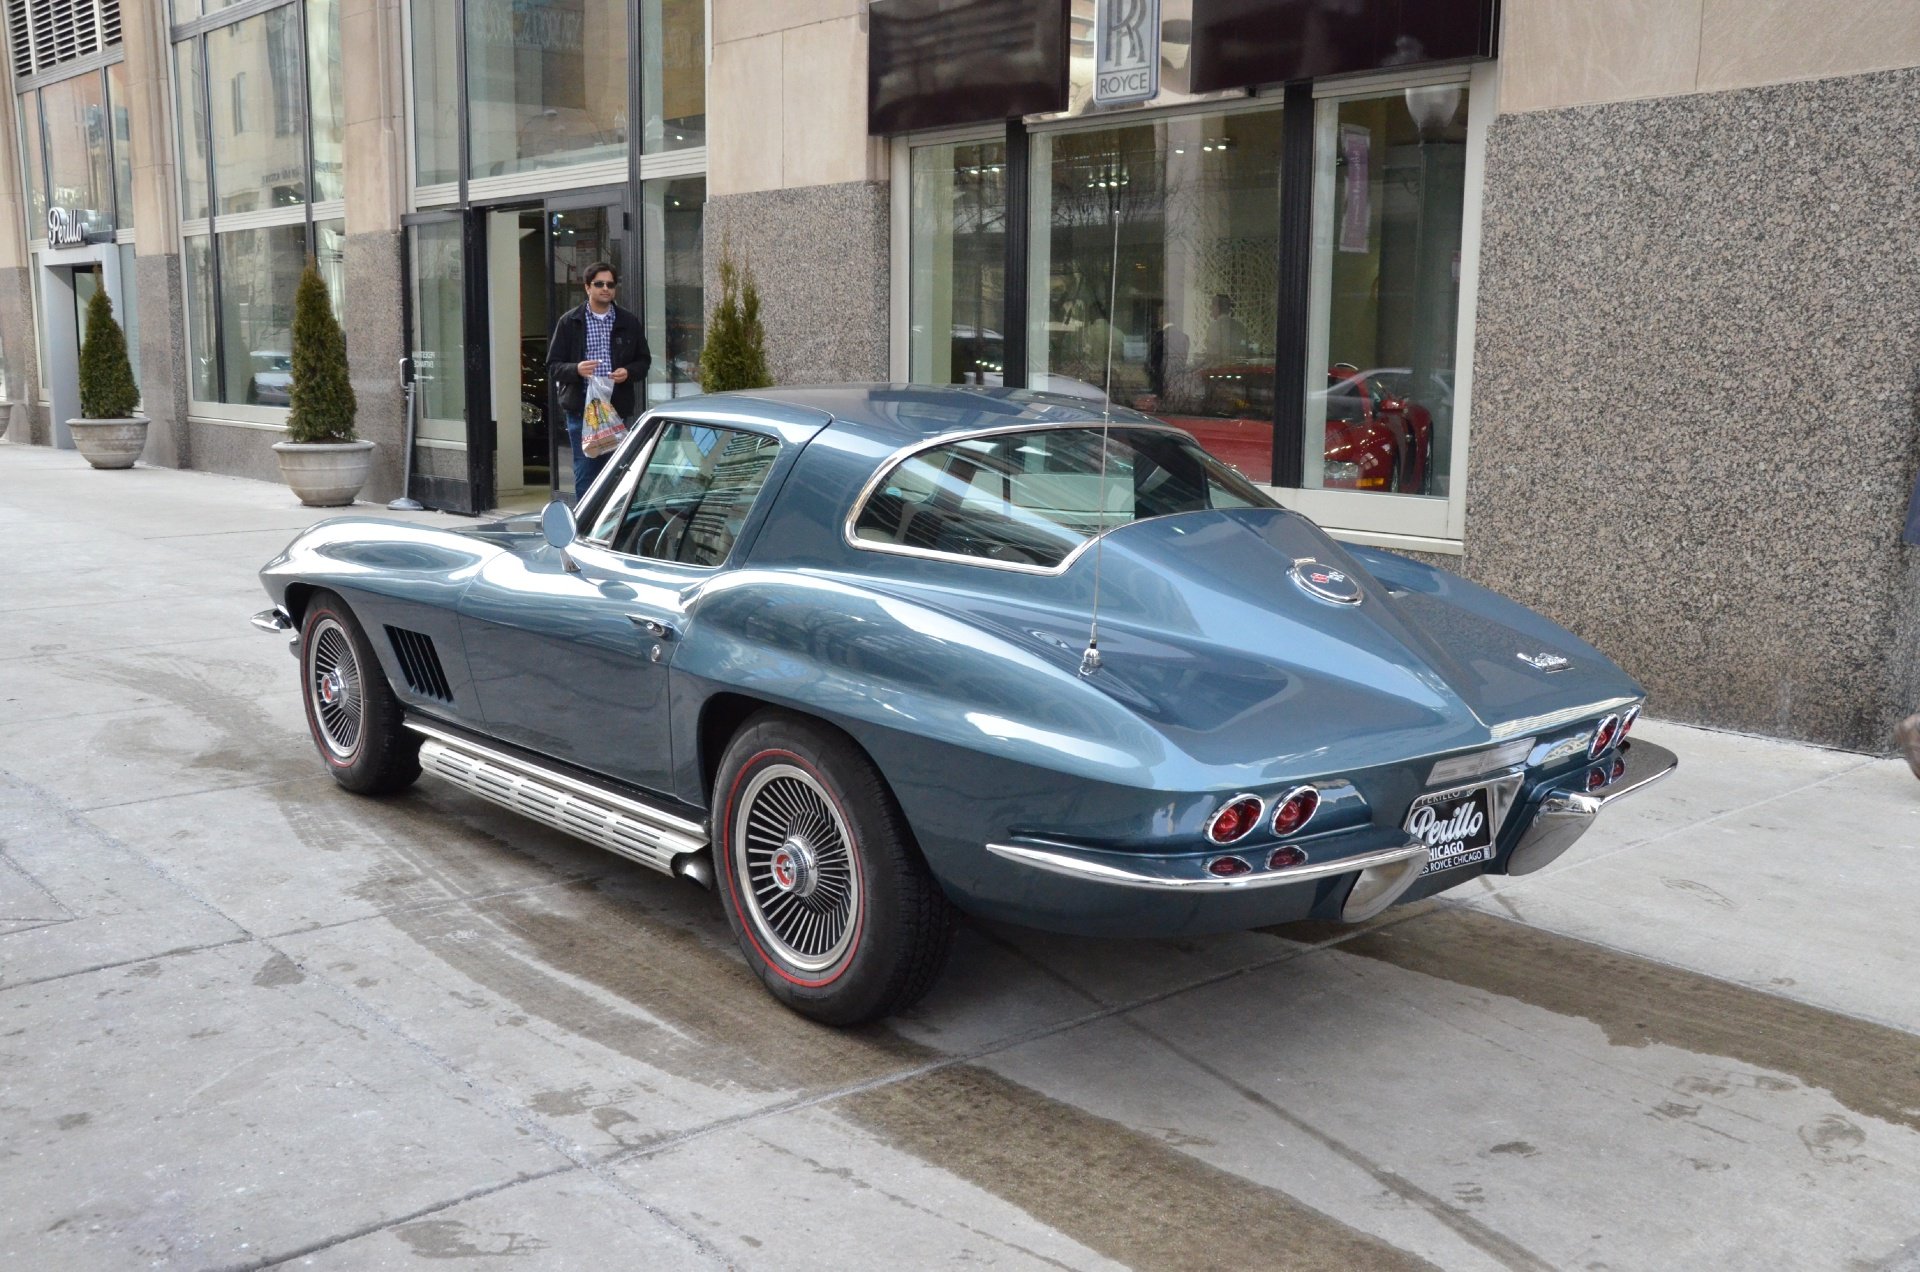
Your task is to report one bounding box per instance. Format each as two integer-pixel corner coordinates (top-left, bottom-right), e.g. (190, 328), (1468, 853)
(1080, 201), (1122, 678)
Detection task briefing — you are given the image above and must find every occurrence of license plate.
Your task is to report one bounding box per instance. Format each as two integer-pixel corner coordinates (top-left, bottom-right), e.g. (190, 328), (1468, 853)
(1405, 783), (1496, 877)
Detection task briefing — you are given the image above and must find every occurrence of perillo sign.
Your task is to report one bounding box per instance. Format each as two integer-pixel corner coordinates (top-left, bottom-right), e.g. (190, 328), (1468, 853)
(45, 206), (88, 247)
(1094, 0), (1160, 105)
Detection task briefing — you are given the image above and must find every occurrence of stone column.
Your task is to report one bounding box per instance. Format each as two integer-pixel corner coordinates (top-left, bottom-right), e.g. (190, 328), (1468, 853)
(707, 6), (891, 383)
(340, 0), (409, 501)
(120, 0), (189, 468)
(0, 80), (44, 444)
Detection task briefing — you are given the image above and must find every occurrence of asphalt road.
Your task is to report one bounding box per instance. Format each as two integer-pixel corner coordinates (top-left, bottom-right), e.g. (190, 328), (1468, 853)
(3, 443), (1918, 1271)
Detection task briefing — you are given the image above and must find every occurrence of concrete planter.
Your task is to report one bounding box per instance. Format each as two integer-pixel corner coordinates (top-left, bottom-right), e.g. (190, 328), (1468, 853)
(272, 439), (376, 507)
(66, 416), (150, 469)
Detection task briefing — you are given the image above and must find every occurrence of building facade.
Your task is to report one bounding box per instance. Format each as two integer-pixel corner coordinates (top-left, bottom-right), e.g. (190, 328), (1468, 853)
(2, 0), (1916, 752)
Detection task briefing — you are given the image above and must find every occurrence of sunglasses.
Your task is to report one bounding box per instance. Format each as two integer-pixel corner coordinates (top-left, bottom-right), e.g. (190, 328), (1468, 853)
(589, 279), (616, 288)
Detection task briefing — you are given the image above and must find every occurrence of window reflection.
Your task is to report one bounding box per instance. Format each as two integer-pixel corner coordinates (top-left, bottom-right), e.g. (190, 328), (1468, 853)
(216, 223), (308, 406)
(643, 0), (704, 153)
(643, 176), (705, 402)
(1305, 85), (1467, 496)
(19, 90), (46, 230)
(206, 7), (309, 213)
(910, 140), (1006, 387)
(40, 73), (115, 234)
(466, 0), (629, 178)
(1029, 108), (1284, 478)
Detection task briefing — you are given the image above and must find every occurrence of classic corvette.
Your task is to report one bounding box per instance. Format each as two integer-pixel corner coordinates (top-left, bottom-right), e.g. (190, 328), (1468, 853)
(254, 385), (1674, 1024)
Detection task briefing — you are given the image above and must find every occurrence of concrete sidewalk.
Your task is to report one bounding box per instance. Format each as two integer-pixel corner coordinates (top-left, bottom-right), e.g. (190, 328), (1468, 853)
(3, 442), (1918, 1272)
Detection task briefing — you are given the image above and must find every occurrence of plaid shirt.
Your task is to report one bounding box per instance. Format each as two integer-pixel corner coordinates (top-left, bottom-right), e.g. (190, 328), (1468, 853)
(583, 304), (615, 372)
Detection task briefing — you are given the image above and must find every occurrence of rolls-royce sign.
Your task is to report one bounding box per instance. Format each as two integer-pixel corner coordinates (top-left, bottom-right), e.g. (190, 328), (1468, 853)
(1094, 0), (1159, 105)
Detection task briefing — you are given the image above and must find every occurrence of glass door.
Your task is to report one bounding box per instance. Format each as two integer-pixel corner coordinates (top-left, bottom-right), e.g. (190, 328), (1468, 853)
(404, 214), (472, 510)
(543, 192), (628, 503)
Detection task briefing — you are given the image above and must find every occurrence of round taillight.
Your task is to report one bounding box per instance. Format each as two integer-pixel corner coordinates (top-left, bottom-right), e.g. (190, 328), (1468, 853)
(1611, 757), (1626, 782)
(1207, 795), (1264, 844)
(1618, 705), (1641, 741)
(1589, 714), (1620, 759)
(1269, 846), (1308, 870)
(1207, 855), (1253, 878)
(1586, 766), (1609, 792)
(1271, 786), (1321, 837)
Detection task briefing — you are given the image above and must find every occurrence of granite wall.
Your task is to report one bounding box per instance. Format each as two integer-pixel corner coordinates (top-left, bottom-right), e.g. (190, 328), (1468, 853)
(703, 181), (890, 384)
(344, 230), (408, 502)
(134, 253), (190, 470)
(0, 263), (42, 444)
(1464, 67), (1920, 751)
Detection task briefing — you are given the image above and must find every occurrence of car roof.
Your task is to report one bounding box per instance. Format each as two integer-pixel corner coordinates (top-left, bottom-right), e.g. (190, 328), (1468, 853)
(700, 383), (1161, 447)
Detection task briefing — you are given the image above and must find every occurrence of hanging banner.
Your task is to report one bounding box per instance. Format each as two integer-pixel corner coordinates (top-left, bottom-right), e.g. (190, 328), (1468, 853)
(1338, 125), (1372, 254)
(1094, 0), (1161, 105)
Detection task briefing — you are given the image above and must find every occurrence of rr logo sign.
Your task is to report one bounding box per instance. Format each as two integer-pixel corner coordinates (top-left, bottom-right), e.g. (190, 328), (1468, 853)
(1094, 0), (1159, 106)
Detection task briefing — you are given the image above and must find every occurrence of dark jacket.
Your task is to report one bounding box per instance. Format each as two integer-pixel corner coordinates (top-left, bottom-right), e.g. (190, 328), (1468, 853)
(547, 303), (651, 421)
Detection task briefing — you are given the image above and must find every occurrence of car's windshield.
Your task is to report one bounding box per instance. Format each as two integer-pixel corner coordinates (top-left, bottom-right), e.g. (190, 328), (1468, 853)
(851, 425), (1276, 569)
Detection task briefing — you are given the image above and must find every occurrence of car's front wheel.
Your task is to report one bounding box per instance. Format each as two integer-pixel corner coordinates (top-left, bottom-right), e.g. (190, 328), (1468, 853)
(713, 713), (955, 1025)
(298, 589), (421, 795)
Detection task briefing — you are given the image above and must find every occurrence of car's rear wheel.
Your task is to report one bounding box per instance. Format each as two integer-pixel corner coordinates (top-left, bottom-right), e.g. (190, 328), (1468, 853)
(713, 712), (954, 1025)
(299, 590), (420, 795)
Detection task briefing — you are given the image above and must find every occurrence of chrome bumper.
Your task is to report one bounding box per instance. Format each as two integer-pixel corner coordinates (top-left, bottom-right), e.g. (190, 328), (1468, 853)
(984, 838), (1431, 923)
(250, 606), (293, 634)
(1504, 739), (1678, 875)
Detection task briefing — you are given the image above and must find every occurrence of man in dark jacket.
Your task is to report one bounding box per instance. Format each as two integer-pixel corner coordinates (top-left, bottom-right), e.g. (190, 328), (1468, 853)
(547, 261), (651, 499)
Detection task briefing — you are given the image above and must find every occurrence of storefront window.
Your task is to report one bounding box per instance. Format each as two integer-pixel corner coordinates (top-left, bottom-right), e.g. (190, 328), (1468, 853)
(643, 0), (704, 154)
(216, 222), (308, 406)
(466, 0), (629, 178)
(308, 0), (345, 202)
(642, 175), (704, 402)
(1304, 84), (1468, 497)
(175, 41), (210, 220)
(1029, 106), (1283, 478)
(910, 140), (1006, 387)
(117, 243), (141, 389)
(409, 0), (461, 185)
(205, 7), (309, 214)
(40, 72), (115, 235)
(19, 91), (47, 231)
(106, 63), (132, 229)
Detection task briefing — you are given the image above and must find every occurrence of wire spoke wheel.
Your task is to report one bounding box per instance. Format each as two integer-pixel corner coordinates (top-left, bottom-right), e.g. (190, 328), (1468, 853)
(305, 616), (365, 761)
(733, 763), (861, 974)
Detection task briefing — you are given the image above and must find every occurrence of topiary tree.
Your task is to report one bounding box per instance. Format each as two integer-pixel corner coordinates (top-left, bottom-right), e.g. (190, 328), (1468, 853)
(286, 262), (356, 443)
(78, 283), (139, 419)
(700, 236), (772, 393)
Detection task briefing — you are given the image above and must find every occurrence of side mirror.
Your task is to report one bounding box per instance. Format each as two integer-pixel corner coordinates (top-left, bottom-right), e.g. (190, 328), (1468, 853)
(540, 499), (581, 572)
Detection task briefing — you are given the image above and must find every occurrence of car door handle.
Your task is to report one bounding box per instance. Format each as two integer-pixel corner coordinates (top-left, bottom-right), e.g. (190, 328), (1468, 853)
(627, 615), (676, 640)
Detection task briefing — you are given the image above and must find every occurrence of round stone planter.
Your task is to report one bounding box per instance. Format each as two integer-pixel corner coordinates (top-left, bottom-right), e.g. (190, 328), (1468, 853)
(66, 416), (150, 469)
(272, 439), (376, 507)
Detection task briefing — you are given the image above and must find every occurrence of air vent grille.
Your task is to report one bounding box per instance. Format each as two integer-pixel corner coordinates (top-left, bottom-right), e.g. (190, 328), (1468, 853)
(385, 626), (452, 702)
(6, 0), (120, 78)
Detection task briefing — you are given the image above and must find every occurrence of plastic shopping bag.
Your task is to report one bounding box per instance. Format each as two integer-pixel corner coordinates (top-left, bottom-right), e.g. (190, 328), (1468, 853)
(581, 374), (627, 457)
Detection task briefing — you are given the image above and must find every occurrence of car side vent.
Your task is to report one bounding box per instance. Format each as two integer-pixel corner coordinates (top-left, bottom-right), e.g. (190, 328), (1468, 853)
(385, 627), (452, 702)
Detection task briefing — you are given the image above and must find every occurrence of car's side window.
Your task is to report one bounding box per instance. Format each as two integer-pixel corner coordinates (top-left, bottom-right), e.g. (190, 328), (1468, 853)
(852, 426), (1272, 569)
(584, 420), (781, 568)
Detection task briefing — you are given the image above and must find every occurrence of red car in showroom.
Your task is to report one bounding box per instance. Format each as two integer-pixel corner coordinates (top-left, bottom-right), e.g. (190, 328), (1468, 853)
(1157, 363), (1432, 493)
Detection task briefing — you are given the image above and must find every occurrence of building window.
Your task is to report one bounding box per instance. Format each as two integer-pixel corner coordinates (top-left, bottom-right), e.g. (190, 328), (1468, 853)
(642, 0), (703, 153)
(641, 174), (704, 402)
(174, 0), (347, 412)
(1303, 83), (1470, 500)
(909, 139), (1006, 387)
(1029, 105), (1285, 477)
(464, 0), (629, 179)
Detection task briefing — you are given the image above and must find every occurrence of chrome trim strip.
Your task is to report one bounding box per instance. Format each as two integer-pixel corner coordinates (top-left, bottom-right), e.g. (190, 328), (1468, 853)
(1487, 696), (1639, 741)
(984, 839), (1429, 892)
(407, 723), (708, 875)
(250, 607), (293, 634)
(840, 417), (1273, 576)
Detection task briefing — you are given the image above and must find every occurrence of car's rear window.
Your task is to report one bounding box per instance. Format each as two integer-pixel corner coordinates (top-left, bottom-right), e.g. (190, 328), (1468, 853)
(851, 426), (1275, 569)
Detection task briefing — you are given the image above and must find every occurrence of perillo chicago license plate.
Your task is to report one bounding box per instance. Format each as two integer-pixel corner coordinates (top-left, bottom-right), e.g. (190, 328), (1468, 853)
(1405, 782), (1497, 876)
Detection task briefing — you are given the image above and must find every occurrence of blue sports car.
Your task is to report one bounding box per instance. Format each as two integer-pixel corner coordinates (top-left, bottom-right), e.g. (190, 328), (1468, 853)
(254, 386), (1675, 1024)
